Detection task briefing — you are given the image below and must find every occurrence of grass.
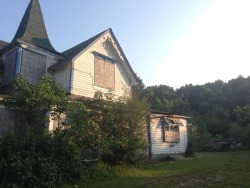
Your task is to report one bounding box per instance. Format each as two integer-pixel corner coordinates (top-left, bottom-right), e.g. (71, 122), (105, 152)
(63, 150), (250, 188)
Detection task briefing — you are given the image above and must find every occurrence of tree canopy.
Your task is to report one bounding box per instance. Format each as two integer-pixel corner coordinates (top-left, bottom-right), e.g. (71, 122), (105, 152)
(135, 75), (250, 147)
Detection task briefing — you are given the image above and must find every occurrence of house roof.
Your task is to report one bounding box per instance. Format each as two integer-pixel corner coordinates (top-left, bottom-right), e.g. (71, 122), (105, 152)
(1, 0), (59, 55)
(0, 40), (8, 50)
(48, 29), (108, 71)
(150, 110), (190, 119)
(48, 28), (137, 84)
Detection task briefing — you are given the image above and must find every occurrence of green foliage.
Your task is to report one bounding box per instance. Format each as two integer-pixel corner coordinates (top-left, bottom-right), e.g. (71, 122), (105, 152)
(69, 151), (250, 188)
(131, 75), (250, 148)
(0, 131), (62, 187)
(131, 74), (145, 99)
(75, 92), (150, 165)
(229, 106), (250, 147)
(0, 129), (89, 188)
(233, 105), (250, 127)
(66, 100), (103, 159)
(188, 125), (212, 151)
(4, 75), (67, 130)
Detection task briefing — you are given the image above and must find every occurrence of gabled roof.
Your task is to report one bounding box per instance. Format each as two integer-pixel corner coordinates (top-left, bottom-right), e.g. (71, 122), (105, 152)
(1, 0), (59, 55)
(48, 28), (137, 83)
(48, 29), (107, 71)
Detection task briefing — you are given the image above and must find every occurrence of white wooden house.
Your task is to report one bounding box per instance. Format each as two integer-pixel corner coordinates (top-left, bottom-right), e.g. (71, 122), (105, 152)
(0, 0), (137, 99)
(0, 0), (137, 133)
(0, 1), (190, 158)
(148, 111), (190, 160)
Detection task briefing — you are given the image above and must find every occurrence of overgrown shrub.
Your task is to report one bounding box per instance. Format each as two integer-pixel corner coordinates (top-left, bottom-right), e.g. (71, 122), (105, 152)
(4, 75), (67, 130)
(0, 131), (60, 187)
(187, 124), (212, 151)
(77, 92), (150, 165)
(0, 130), (87, 187)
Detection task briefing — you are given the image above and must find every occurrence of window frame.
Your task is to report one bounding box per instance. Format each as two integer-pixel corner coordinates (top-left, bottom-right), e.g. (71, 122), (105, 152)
(93, 51), (115, 91)
(161, 117), (181, 143)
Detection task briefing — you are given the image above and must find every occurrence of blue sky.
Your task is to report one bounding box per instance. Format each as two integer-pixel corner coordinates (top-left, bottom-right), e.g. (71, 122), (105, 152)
(1, 0), (250, 89)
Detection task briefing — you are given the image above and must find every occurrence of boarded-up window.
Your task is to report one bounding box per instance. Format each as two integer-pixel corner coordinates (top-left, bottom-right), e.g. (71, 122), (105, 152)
(162, 118), (180, 143)
(94, 55), (115, 90)
(21, 49), (46, 85)
(2, 49), (18, 85)
(165, 125), (180, 143)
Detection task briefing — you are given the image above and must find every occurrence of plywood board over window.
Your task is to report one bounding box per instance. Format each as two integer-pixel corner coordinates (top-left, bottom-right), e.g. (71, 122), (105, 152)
(94, 55), (115, 90)
(21, 49), (46, 85)
(162, 118), (181, 143)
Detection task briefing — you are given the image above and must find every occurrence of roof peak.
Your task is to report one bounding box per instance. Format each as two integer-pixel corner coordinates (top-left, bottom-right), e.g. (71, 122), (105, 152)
(11, 0), (58, 53)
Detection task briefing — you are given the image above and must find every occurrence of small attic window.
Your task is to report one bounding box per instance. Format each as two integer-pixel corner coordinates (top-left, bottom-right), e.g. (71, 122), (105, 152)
(93, 52), (115, 90)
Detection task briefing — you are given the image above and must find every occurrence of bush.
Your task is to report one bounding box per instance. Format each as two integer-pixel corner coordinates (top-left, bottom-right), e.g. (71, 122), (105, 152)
(69, 92), (149, 165)
(79, 93), (149, 165)
(0, 129), (87, 187)
(0, 131), (61, 187)
(185, 141), (195, 157)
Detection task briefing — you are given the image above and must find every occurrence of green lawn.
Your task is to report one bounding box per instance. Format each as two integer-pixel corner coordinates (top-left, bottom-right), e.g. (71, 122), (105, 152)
(64, 150), (250, 188)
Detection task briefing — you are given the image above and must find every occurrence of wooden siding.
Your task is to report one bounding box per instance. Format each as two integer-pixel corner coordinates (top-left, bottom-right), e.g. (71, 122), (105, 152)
(20, 45), (69, 91)
(2, 49), (17, 85)
(149, 117), (188, 157)
(53, 67), (70, 92)
(72, 35), (131, 98)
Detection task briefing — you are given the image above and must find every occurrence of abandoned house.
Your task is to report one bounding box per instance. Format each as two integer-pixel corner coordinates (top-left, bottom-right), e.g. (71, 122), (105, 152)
(0, 0), (190, 157)
(0, 0), (137, 133)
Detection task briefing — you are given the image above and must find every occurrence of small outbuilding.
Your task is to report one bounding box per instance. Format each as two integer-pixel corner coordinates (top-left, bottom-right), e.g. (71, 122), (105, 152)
(147, 111), (190, 160)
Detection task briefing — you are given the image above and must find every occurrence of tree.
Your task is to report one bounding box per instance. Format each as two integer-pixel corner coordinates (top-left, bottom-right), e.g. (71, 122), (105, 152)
(131, 74), (145, 99)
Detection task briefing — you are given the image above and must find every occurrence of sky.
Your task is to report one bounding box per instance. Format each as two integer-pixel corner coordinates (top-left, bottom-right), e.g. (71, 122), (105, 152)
(1, 0), (250, 89)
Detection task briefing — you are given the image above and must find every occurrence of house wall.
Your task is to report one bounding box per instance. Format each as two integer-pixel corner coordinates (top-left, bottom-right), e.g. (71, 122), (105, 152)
(71, 36), (131, 98)
(2, 48), (18, 86)
(53, 66), (70, 92)
(1, 44), (61, 86)
(149, 115), (188, 160)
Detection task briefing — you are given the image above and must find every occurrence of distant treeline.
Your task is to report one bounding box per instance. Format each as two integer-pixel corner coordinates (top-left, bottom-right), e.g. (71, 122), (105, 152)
(133, 75), (250, 147)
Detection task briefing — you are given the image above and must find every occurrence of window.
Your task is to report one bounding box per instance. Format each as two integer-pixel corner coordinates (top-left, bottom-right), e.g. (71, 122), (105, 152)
(21, 49), (46, 84)
(162, 118), (180, 143)
(94, 53), (115, 90)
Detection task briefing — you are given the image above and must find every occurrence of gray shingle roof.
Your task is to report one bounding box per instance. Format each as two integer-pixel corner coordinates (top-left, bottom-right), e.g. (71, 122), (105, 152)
(48, 28), (137, 84)
(48, 29), (108, 71)
(1, 0), (59, 55)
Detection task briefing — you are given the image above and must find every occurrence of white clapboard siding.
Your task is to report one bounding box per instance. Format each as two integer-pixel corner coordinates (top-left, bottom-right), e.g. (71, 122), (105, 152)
(72, 37), (131, 98)
(53, 67), (70, 92)
(150, 118), (188, 156)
